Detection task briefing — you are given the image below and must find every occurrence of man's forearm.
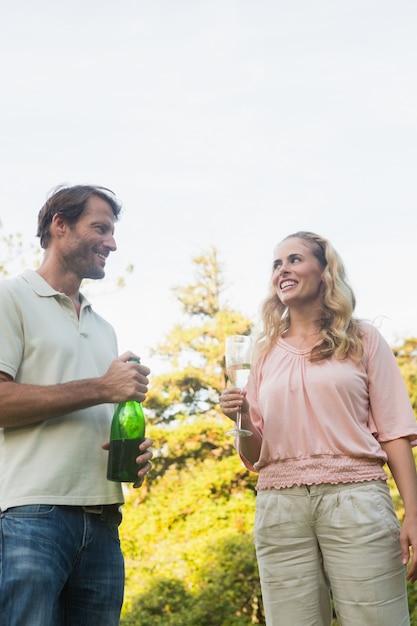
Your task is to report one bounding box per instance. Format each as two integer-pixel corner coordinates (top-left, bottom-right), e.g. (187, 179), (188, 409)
(0, 378), (109, 428)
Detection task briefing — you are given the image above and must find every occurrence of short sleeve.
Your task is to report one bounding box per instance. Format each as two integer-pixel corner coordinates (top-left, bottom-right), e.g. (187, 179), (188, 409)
(363, 323), (417, 445)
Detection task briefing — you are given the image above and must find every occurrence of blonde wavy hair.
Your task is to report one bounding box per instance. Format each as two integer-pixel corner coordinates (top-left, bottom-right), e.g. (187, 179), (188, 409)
(254, 231), (364, 363)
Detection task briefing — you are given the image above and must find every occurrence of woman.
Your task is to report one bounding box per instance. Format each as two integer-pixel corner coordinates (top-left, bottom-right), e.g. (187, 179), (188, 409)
(220, 231), (417, 626)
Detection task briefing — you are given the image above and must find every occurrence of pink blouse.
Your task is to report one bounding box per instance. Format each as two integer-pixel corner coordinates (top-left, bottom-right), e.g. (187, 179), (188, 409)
(242, 322), (417, 489)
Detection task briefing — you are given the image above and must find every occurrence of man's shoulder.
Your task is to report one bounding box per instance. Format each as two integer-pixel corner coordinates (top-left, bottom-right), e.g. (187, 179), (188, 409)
(0, 269), (33, 289)
(0, 273), (23, 300)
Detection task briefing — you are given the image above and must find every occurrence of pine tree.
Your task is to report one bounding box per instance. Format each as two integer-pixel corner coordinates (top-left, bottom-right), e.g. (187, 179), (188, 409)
(145, 245), (253, 422)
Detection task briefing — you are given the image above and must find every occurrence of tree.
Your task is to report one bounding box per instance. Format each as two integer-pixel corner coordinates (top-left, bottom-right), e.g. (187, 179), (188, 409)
(3, 231), (417, 624)
(145, 246), (253, 422)
(120, 414), (263, 625)
(118, 246), (265, 624)
(119, 247), (417, 624)
(393, 337), (417, 418)
(142, 245), (254, 489)
(0, 220), (41, 278)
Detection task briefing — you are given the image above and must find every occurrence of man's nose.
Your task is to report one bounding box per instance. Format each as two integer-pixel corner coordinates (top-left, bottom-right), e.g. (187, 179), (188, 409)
(105, 235), (117, 252)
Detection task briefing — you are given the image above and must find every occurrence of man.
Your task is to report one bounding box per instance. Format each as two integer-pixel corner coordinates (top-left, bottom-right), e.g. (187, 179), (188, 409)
(0, 185), (154, 625)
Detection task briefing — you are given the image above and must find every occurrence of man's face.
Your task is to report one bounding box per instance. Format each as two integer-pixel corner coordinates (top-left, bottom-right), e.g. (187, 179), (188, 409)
(59, 195), (117, 281)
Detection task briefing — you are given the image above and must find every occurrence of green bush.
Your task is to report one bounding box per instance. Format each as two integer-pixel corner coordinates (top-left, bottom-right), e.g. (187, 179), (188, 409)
(122, 535), (262, 625)
(119, 419), (417, 624)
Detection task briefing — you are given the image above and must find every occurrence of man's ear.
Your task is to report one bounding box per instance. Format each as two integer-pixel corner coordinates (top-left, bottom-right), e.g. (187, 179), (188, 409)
(50, 212), (68, 238)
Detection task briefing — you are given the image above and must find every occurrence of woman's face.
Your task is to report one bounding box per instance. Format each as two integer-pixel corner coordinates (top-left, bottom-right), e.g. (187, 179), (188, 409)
(272, 237), (325, 309)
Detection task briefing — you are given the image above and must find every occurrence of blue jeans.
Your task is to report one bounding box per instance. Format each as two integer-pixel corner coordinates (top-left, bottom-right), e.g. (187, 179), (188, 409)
(0, 504), (125, 626)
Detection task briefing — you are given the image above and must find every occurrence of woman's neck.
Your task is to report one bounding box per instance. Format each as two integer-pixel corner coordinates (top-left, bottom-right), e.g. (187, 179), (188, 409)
(282, 312), (322, 349)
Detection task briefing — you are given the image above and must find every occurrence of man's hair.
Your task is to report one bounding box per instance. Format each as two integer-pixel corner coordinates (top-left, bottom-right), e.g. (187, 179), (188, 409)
(37, 184), (122, 249)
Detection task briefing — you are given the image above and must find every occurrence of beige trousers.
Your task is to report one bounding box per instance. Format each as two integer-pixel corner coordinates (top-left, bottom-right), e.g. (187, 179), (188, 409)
(254, 481), (409, 626)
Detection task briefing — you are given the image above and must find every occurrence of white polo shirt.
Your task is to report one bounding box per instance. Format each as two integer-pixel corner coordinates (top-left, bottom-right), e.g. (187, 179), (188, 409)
(0, 269), (124, 509)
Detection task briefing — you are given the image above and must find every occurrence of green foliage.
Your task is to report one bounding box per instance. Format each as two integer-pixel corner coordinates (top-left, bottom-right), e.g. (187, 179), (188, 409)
(0, 221), (41, 277)
(408, 582), (417, 625)
(174, 247), (224, 318)
(118, 249), (417, 624)
(119, 436), (417, 625)
(394, 337), (417, 418)
(146, 246), (253, 422)
(4, 233), (417, 623)
(120, 416), (263, 625)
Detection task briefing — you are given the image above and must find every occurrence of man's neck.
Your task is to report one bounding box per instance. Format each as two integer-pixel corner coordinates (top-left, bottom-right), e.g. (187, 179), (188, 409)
(37, 262), (82, 316)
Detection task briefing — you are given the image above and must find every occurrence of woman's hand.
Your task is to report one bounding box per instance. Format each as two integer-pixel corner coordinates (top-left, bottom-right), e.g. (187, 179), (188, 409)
(219, 387), (262, 465)
(381, 437), (417, 582)
(219, 387), (249, 422)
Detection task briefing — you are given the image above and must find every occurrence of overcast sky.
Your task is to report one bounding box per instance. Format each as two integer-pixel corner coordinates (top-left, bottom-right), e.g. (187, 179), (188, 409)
(1, 0), (416, 372)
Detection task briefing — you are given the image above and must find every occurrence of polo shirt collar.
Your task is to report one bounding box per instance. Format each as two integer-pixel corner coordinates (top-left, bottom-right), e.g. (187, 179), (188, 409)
(21, 269), (92, 307)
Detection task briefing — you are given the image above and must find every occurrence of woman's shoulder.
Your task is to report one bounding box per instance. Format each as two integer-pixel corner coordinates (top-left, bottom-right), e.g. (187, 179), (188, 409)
(357, 320), (380, 339)
(357, 319), (393, 360)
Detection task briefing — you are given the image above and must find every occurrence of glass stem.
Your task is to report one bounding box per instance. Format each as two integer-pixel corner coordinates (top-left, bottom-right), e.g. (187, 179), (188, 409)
(236, 408), (242, 432)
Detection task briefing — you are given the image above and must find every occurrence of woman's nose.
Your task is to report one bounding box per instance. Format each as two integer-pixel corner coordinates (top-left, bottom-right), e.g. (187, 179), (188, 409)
(273, 265), (287, 285)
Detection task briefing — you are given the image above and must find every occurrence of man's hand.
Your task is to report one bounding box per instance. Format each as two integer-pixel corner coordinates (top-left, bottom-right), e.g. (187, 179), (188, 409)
(101, 352), (150, 404)
(102, 437), (154, 488)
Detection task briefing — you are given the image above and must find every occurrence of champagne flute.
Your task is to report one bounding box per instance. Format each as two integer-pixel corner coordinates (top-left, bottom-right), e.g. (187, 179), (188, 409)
(225, 335), (253, 437)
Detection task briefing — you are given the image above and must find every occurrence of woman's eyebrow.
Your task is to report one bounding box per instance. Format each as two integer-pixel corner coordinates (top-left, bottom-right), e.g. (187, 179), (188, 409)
(273, 252), (304, 265)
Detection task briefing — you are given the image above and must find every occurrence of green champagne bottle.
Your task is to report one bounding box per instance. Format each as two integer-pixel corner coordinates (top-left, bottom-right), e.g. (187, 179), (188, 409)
(107, 359), (146, 483)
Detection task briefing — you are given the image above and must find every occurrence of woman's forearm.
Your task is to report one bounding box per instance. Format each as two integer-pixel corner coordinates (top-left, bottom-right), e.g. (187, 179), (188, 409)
(236, 409), (263, 464)
(381, 437), (417, 515)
